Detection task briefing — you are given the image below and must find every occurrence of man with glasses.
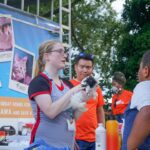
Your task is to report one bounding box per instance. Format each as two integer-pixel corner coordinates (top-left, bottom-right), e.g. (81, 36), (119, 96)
(70, 52), (105, 150)
(111, 71), (133, 123)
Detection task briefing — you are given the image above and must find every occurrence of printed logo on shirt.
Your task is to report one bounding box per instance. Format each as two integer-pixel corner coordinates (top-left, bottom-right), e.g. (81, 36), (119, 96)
(116, 100), (124, 105)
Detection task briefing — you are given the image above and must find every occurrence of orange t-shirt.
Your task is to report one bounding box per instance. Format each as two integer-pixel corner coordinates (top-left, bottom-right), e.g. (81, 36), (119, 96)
(111, 90), (133, 115)
(70, 79), (105, 142)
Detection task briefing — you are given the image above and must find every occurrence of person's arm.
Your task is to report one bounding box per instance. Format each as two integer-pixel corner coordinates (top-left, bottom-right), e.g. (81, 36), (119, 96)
(96, 86), (105, 126)
(97, 106), (105, 126)
(127, 106), (150, 150)
(35, 85), (83, 119)
(111, 95), (115, 116)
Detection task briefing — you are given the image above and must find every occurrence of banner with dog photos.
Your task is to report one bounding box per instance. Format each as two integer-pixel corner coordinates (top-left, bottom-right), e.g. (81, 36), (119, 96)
(0, 3), (60, 149)
(0, 2), (59, 122)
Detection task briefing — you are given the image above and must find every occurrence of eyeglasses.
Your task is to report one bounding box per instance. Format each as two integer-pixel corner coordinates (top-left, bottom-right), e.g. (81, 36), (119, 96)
(50, 49), (66, 55)
(78, 52), (94, 60)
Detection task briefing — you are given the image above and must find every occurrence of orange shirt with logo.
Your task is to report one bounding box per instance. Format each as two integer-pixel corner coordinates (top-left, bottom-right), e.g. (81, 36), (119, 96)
(111, 90), (133, 115)
(70, 79), (105, 142)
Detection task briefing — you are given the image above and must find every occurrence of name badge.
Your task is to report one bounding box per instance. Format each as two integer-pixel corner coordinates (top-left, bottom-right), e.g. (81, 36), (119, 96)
(67, 119), (76, 131)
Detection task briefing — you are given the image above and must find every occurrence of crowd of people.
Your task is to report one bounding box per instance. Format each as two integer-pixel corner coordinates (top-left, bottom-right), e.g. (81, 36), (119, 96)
(28, 40), (150, 150)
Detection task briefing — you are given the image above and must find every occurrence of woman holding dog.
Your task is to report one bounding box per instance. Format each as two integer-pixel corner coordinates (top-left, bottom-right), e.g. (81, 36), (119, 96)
(28, 40), (88, 149)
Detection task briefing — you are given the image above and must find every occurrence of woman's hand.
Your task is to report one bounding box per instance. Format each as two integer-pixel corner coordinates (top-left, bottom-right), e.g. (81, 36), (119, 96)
(70, 84), (85, 95)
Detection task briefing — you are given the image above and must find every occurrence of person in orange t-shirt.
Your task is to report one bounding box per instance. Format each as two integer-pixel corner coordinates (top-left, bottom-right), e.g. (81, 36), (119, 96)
(70, 52), (105, 150)
(111, 71), (133, 123)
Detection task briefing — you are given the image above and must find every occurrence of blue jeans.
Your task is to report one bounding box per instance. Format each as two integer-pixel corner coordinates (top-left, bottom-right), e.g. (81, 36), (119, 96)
(76, 140), (95, 150)
(114, 114), (124, 123)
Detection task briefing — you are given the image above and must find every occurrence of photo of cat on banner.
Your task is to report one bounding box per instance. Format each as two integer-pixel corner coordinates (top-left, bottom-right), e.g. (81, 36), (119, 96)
(9, 45), (35, 94)
(0, 15), (14, 62)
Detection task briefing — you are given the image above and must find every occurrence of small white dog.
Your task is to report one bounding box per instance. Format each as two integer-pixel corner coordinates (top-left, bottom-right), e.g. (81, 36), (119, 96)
(67, 76), (98, 114)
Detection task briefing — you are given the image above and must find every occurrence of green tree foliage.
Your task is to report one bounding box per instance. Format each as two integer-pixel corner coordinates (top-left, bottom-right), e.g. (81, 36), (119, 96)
(112, 0), (150, 90)
(71, 1), (123, 92)
(123, 0), (150, 31)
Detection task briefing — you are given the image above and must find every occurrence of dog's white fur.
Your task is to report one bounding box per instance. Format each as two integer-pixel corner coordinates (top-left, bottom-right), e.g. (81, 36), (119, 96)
(66, 76), (98, 114)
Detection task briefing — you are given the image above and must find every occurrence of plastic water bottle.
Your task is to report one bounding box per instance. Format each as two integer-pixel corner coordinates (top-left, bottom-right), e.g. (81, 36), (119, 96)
(96, 123), (106, 150)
